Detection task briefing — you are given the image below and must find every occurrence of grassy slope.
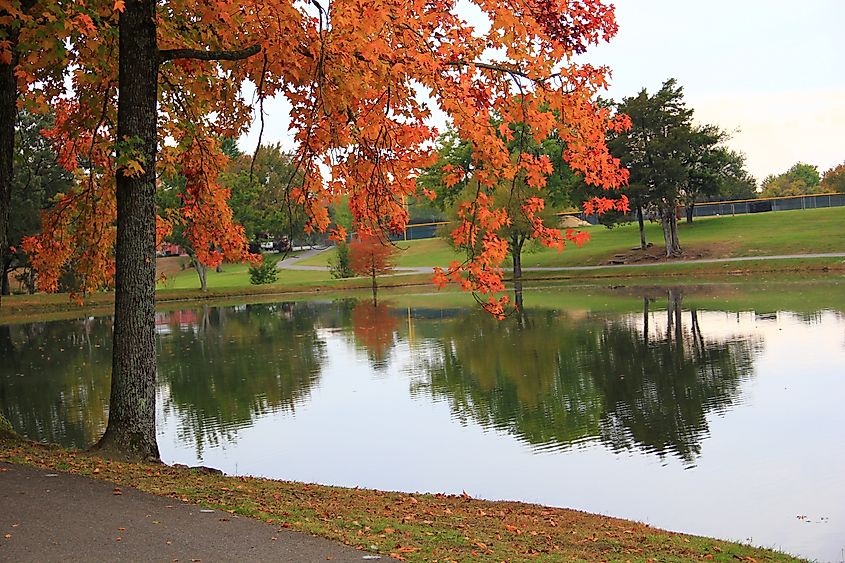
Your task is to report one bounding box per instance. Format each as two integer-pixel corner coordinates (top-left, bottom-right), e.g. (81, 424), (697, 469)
(297, 206), (845, 269)
(1, 439), (800, 562)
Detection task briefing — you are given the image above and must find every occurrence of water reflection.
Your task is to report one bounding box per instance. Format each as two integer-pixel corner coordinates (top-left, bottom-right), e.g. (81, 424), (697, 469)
(0, 319), (112, 448)
(415, 290), (762, 465)
(157, 303), (326, 454)
(2, 290), (843, 562)
(348, 301), (399, 369)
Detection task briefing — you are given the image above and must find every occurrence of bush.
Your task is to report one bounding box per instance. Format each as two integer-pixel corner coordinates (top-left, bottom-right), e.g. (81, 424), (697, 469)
(249, 256), (279, 285)
(329, 243), (354, 279)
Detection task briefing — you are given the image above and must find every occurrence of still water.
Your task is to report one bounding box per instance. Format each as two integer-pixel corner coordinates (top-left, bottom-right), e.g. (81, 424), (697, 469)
(1, 286), (844, 561)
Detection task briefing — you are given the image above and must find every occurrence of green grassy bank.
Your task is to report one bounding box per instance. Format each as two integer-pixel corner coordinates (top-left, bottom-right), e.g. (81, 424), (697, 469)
(297, 206), (845, 270)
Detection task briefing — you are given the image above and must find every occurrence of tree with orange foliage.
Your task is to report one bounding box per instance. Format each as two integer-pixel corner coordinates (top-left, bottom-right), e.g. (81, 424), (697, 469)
(349, 235), (397, 304)
(9, 0), (628, 458)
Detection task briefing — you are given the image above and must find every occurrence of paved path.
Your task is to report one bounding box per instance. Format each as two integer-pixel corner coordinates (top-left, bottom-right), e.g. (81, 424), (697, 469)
(0, 462), (387, 562)
(276, 249), (845, 275)
(275, 247), (333, 271)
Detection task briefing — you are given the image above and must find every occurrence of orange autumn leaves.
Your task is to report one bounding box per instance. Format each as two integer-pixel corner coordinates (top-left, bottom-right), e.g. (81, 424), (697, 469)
(15, 0), (628, 308)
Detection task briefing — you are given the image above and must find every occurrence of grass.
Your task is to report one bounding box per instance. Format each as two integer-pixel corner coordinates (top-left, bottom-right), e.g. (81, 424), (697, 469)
(296, 206), (845, 269)
(156, 252), (332, 290)
(1, 438), (801, 562)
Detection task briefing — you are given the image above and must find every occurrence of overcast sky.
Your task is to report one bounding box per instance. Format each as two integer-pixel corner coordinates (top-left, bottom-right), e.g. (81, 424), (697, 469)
(241, 0), (845, 182)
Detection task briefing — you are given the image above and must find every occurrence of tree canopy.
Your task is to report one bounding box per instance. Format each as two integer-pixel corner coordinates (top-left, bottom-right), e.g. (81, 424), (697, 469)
(820, 162), (845, 194)
(607, 79), (752, 256)
(3, 0), (630, 458)
(760, 163), (823, 198)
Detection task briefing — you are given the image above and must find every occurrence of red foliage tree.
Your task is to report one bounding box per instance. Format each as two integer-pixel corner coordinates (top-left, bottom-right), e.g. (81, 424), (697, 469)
(349, 235), (397, 303)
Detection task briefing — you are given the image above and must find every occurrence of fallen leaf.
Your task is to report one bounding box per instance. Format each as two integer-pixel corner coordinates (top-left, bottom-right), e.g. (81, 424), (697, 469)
(113, 488), (123, 495)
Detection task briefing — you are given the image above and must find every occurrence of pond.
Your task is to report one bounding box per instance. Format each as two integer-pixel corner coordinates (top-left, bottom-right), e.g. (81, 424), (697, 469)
(1, 282), (844, 561)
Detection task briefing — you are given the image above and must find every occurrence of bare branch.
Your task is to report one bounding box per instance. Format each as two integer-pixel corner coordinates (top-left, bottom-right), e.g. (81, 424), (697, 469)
(444, 60), (531, 80)
(158, 44), (261, 63)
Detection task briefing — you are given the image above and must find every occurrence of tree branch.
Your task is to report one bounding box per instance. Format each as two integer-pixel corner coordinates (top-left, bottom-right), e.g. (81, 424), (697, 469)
(159, 44), (261, 63)
(444, 60), (531, 80)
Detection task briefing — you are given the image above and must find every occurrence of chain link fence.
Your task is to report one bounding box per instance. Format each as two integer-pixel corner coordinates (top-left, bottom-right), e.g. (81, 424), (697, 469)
(692, 192), (845, 217)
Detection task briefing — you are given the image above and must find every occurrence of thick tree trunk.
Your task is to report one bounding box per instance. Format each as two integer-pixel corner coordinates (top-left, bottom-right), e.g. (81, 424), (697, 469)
(95, 0), (160, 460)
(659, 205), (682, 258)
(1, 263), (9, 296)
(636, 202), (647, 250)
(685, 201), (695, 224)
(0, 25), (17, 308)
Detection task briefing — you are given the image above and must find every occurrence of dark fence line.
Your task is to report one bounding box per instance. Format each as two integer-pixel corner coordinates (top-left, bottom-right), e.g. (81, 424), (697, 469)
(691, 192), (845, 217)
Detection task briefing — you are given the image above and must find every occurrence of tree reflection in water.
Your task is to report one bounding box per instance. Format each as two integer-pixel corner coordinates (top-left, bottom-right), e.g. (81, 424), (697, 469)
(417, 289), (763, 465)
(0, 318), (113, 448)
(156, 302), (326, 456)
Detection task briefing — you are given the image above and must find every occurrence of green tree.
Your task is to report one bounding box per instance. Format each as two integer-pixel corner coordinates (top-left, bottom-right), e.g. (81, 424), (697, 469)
(715, 150), (758, 201)
(3, 112), (72, 295)
(225, 143), (307, 246)
(610, 80), (745, 254)
(682, 137), (757, 223)
(760, 162), (823, 197)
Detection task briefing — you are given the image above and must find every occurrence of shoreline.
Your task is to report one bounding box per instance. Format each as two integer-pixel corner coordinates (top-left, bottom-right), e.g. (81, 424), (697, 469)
(0, 437), (800, 561)
(2, 254), (843, 324)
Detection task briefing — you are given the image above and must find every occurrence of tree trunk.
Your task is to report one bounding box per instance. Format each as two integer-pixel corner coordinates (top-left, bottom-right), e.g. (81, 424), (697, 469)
(511, 234), (524, 281)
(0, 24), (17, 308)
(659, 205), (682, 258)
(1, 262), (9, 296)
(685, 201), (695, 224)
(95, 0), (160, 460)
(193, 259), (208, 291)
(636, 202), (647, 250)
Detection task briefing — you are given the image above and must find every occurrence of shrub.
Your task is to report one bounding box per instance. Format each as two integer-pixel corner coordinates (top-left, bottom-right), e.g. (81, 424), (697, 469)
(329, 243), (354, 279)
(249, 256), (279, 285)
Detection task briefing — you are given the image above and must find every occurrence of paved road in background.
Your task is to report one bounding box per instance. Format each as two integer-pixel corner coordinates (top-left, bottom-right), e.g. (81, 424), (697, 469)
(0, 462), (388, 563)
(276, 248), (845, 275)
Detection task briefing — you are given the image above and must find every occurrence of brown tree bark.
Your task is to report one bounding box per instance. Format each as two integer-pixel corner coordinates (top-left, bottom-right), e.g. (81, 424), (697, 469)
(635, 202), (647, 250)
(511, 233), (525, 281)
(659, 205), (682, 258)
(95, 0), (160, 460)
(0, 23), (18, 308)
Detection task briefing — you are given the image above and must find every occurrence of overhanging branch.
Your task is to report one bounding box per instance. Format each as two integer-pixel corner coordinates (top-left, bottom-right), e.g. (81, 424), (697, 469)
(444, 60), (531, 80)
(158, 44), (261, 63)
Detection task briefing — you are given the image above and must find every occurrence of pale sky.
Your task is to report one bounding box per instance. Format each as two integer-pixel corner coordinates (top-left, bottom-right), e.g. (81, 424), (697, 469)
(241, 0), (845, 183)
(586, 0), (845, 181)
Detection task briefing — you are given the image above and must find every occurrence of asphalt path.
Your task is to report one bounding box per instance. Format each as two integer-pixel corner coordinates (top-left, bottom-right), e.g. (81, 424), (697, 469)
(0, 462), (390, 562)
